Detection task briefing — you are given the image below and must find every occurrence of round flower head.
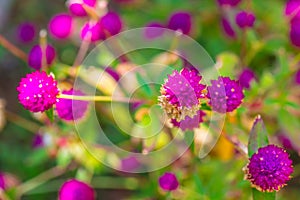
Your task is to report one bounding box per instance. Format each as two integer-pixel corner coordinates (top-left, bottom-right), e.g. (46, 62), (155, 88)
(81, 21), (103, 42)
(158, 68), (206, 121)
(295, 68), (300, 84)
(245, 145), (293, 192)
(48, 13), (73, 39)
(16, 22), (36, 43)
(159, 172), (179, 191)
(238, 68), (256, 89)
(290, 18), (300, 47)
(99, 12), (123, 39)
(59, 179), (95, 200)
(68, 0), (97, 17)
(28, 44), (56, 70)
(221, 17), (236, 38)
(167, 11), (192, 35)
(144, 22), (165, 39)
(17, 71), (59, 112)
(285, 0), (300, 17)
(235, 11), (256, 29)
(56, 89), (89, 121)
(171, 110), (206, 131)
(0, 173), (5, 190)
(217, 0), (241, 7)
(207, 76), (244, 113)
(120, 156), (140, 172)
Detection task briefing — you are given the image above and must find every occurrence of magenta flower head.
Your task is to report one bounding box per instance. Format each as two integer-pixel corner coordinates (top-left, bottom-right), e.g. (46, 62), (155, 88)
(121, 156), (140, 172)
(16, 22), (36, 43)
(171, 110), (206, 131)
(59, 179), (95, 200)
(28, 44), (56, 70)
(285, 0), (300, 17)
(68, 0), (97, 17)
(158, 68), (206, 123)
(99, 12), (123, 38)
(290, 18), (300, 47)
(81, 21), (103, 42)
(235, 11), (256, 29)
(159, 172), (179, 191)
(17, 71), (59, 112)
(217, 0), (241, 7)
(56, 89), (89, 121)
(144, 22), (165, 39)
(238, 68), (256, 89)
(245, 145), (293, 192)
(49, 13), (73, 39)
(207, 76), (244, 113)
(221, 17), (236, 38)
(0, 173), (5, 190)
(167, 11), (192, 35)
(295, 68), (300, 84)
(32, 133), (44, 148)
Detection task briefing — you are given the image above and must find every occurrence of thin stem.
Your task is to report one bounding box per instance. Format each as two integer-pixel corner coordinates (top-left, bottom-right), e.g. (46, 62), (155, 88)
(224, 133), (248, 157)
(5, 111), (40, 133)
(0, 34), (27, 62)
(16, 165), (70, 198)
(58, 94), (143, 103)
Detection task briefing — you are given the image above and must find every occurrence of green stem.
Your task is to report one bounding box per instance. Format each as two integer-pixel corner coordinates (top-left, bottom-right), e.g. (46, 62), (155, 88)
(5, 111), (40, 133)
(58, 94), (143, 103)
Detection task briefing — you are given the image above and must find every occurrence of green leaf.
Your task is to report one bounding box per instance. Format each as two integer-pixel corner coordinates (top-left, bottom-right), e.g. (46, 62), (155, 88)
(45, 107), (54, 122)
(253, 189), (276, 200)
(248, 115), (269, 157)
(136, 72), (153, 97)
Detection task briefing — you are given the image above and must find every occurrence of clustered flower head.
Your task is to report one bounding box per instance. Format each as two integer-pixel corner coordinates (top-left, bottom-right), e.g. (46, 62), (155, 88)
(217, 0), (241, 7)
(28, 44), (56, 70)
(16, 22), (36, 43)
(235, 11), (256, 29)
(245, 145), (293, 192)
(56, 89), (89, 121)
(17, 71), (59, 112)
(207, 76), (244, 113)
(49, 13), (73, 39)
(159, 172), (179, 191)
(285, 0), (300, 47)
(158, 68), (206, 130)
(59, 179), (95, 200)
(238, 68), (256, 89)
(68, 0), (97, 17)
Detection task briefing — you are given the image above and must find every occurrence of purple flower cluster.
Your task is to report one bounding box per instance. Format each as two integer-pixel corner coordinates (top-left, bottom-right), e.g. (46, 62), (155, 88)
(28, 44), (56, 70)
(158, 172), (179, 191)
(158, 68), (206, 130)
(207, 76), (244, 113)
(59, 179), (95, 200)
(217, 0), (241, 7)
(245, 145), (293, 192)
(68, 0), (97, 17)
(16, 22), (36, 43)
(56, 89), (89, 121)
(145, 11), (192, 39)
(285, 0), (300, 47)
(235, 11), (256, 29)
(17, 71), (59, 112)
(238, 68), (256, 89)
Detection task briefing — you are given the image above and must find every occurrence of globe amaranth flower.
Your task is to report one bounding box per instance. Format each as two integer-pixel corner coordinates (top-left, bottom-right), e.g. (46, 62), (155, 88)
(217, 0), (241, 7)
(159, 172), (179, 191)
(99, 11), (123, 38)
(207, 76), (244, 113)
(290, 17), (300, 47)
(56, 89), (89, 121)
(16, 22), (36, 43)
(221, 17), (236, 38)
(68, 0), (97, 17)
(59, 179), (95, 200)
(81, 21), (103, 42)
(144, 22), (165, 39)
(120, 156), (140, 172)
(48, 13), (73, 39)
(167, 11), (192, 35)
(158, 68), (206, 122)
(28, 44), (56, 70)
(245, 145), (293, 192)
(285, 0), (300, 18)
(171, 110), (206, 131)
(238, 68), (256, 89)
(295, 68), (300, 84)
(17, 71), (59, 112)
(235, 11), (256, 29)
